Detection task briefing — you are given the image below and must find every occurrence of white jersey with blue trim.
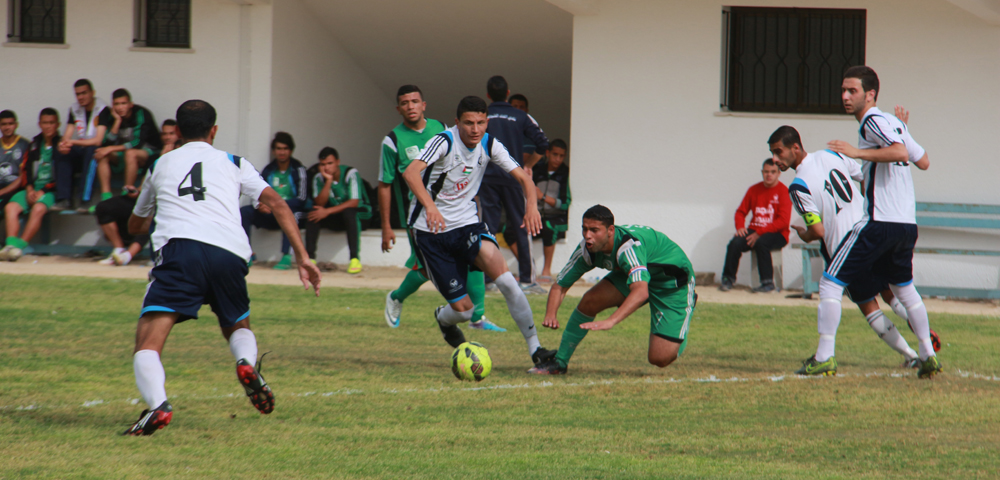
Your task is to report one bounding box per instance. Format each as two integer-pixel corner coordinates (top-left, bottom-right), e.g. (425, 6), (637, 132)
(408, 126), (520, 233)
(857, 106), (925, 224)
(133, 141), (270, 261)
(788, 150), (866, 261)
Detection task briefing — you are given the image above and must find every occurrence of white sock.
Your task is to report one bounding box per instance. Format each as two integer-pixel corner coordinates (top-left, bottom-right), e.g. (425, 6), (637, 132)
(228, 328), (258, 365)
(116, 251), (133, 266)
(888, 296), (909, 323)
(494, 271), (542, 355)
(889, 283), (935, 359)
(815, 278), (845, 362)
(133, 350), (168, 409)
(866, 310), (918, 360)
(436, 303), (473, 327)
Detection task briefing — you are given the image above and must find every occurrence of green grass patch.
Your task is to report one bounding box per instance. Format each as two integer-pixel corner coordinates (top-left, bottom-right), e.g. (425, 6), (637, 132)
(1, 274), (998, 479)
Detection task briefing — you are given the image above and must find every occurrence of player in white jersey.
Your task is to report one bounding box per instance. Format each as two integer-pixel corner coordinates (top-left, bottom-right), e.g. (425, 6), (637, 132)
(768, 126), (921, 375)
(122, 100), (322, 436)
(402, 96), (555, 367)
(822, 66), (940, 379)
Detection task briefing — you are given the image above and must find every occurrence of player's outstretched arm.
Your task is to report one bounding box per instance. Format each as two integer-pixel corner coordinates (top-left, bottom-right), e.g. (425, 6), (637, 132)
(377, 182), (395, 252)
(791, 223), (824, 243)
(259, 187), (322, 296)
(543, 283), (570, 329)
(581, 281), (649, 331)
(402, 160), (446, 232)
(913, 153), (930, 170)
(508, 167), (542, 236)
(827, 140), (908, 164)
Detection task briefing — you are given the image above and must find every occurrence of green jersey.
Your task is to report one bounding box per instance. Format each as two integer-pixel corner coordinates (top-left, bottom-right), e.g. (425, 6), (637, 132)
(34, 146), (54, 190)
(379, 119), (446, 219)
(312, 165), (364, 207)
(269, 169), (294, 200)
(556, 224), (694, 290)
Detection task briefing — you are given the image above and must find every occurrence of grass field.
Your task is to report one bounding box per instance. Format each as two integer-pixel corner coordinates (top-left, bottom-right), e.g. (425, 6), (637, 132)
(2, 274), (999, 479)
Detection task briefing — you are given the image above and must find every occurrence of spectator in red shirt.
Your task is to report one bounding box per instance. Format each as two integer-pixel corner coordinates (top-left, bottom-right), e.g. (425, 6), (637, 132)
(720, 159), (790, 293)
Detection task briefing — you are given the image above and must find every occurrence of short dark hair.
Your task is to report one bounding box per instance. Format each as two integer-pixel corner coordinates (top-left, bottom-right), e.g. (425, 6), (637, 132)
(767, 125), (802, 148)
(74, 79), (93, 90)
(583, 205), (615, 227)
(762, 158), (777, 168)
(161, 119), (176, 128)
(550, 139), (567, 151)
(486, 75), (508, 102)
(0, 110), (17, 122)
(39, 107), (59, 121)
(396, 85), (423, 102)
(457, 96), (488, 119)
(112, 88), (131, 100)
(844, 65), (879, 101)
(271, 131), (295, 151)
(176, 100), (217, 140)
(318, 146), (339, 160)
(508, 93), (528, 107)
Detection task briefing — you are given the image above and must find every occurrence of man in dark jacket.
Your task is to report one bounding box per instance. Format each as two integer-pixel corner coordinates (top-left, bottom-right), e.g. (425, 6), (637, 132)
(483, 75), (550, 293)
(531, 139), (571, 282)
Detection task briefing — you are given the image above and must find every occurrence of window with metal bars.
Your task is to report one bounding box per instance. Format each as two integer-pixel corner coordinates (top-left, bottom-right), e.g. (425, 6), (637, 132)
(134, 0), (190, 48)
(7, 0), (65, 44)
(721, 7), (866, 114)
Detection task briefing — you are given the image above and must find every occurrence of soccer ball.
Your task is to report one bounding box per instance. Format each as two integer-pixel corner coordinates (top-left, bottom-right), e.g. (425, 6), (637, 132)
(451, 342), (492, 382)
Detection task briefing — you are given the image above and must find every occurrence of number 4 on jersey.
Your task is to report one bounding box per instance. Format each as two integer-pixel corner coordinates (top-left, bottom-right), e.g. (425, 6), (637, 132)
(178, 162), (206, 201)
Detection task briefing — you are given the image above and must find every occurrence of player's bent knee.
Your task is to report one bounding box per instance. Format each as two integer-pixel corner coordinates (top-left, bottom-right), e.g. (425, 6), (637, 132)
(450, 296), (474, 312)
(648, 352), (678, 368)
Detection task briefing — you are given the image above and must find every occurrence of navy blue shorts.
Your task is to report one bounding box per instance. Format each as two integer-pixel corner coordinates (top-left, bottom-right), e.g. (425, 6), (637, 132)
(414, 222), (498, 303)
(141, 238), (251, 328)
(825, 221), (918, 288)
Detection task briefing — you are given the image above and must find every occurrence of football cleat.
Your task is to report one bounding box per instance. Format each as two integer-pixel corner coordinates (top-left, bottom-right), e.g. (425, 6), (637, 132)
(122, 401), (173, 436)
(113, 250), (133, 266)
(527, 359), (567, 375)
(384, 291), (402, 328)
(520, 282), (548, 295)
(930, 329), (942, 352)
(273, 254), (293, 270)
(917, 356), (943, 379)
(531, 347), (557, 366)
(347, 258), (362, 274)
(435, 306), (466, 348)
(794, 355), (838, 376)
(901, 358), (921, 369)
(237, 355), (274, 414)
(468, 317), (506, 332)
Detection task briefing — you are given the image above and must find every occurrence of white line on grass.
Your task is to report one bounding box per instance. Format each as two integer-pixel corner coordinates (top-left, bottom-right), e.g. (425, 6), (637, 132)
(3, 369), (998, 413)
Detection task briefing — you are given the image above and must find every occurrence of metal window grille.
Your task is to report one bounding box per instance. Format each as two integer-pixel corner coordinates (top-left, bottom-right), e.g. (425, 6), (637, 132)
(7, 0), (65, 44)
(722, 7), (866, 114)
(134, 0), (190, 48)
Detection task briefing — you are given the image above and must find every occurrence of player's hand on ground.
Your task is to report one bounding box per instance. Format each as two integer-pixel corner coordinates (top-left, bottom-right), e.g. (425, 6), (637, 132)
(542, 315), (560, 330)
(746, 232), (759, 247)
(735, 228), (748, 237)
(894, 105), (909, 125)
(298, 259), (322, 297)
(826, 140), (859, 158)
(580, 319), (617, 331)
(426, 207), (446, 233)
(522, 208), (542, 236)
(307, 206), (329, 222)
(381, 228), (395, 252)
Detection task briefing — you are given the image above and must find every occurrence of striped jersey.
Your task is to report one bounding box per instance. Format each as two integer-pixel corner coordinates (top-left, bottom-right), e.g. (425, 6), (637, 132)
(556, 224), (693, 291)
(133, 141), (270, 261)
(788, 150), (865, 261)
(857, 107), (926, 224)
(408, 126), (520, 233)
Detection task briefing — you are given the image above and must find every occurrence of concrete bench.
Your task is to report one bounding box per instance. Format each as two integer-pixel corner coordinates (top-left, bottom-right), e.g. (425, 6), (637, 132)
(793, 202), (1000, 299)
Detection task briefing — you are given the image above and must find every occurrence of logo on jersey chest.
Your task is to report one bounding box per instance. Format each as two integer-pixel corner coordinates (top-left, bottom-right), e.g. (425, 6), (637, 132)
(603, 259), (613, 269)
(405, 145), (421, 161)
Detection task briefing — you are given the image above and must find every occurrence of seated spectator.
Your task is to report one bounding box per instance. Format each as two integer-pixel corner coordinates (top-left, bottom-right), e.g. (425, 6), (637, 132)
(159, 119), (179, 154)
(240, 131), (307, 270)
(719, 159), (790, 293)
(56, 79), (114, 209)
(305, 147), (370, 274)
(532, 138), (571, 283)
(0, 108), (60, 261)
(93, 88), (162, 209)
(95, 184), (149, 266)
(0, 110), (30, 212)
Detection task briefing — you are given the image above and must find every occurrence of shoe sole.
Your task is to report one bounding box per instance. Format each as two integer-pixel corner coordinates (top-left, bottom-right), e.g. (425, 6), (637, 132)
(384, 292), (400, 328)
(123, 410), (172, 436)
(237, 363), (275, 414)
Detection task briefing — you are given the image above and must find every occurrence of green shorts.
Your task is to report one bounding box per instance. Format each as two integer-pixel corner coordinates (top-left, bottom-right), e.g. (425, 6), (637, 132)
(10, 190), (55, 212)
(404, 228), (423, 270)
(604, 270), (697, 355)
(108, 148), (158, 173)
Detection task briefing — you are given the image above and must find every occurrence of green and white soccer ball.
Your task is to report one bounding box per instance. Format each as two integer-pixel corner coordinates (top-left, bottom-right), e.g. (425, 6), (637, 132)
(451, 341), (492, 382)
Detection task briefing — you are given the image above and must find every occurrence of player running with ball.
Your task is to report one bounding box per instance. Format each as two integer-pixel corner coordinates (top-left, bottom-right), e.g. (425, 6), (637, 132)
(529, 205), (696, 375)
(122, 100), (321, 436)
(402, 96), (555, 367)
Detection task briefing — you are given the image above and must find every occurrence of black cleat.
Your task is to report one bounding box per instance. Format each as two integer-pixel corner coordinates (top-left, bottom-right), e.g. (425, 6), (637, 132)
(527, 359), (567, 375)
(436, 306), (466, 348)
(122, 401), (173, 436)
(531, 347), (557, 366)
(237, 355), (274, 414)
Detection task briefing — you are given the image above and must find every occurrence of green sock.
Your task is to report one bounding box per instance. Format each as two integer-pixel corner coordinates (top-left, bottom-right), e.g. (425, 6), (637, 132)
(555, 309), (594, 369)
(466, 270), (485, 322)
(101, 191), (113, 201)
(391, 269), (427, 302)
(7, 237), (28, 249)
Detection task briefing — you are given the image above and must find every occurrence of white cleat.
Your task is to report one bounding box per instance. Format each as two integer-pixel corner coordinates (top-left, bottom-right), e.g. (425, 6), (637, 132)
(113, 250), (133, 266)
(384, 291), (402, 328)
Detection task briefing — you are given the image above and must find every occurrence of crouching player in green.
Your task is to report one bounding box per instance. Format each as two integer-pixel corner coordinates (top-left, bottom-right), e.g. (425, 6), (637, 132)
(529, 205), (696, 374)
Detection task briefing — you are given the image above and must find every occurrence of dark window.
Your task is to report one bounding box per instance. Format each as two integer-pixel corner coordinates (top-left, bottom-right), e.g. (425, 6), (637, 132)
(7, 0), (65, 44)
(722, 7), (866, 114)
(134, 0), (190, 48)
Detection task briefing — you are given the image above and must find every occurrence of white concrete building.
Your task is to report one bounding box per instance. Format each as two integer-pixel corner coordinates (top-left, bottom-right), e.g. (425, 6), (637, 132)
(2, 0), (997, 293)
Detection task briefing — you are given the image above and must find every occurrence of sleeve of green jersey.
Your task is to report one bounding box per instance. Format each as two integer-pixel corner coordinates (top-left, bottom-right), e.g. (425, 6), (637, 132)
(310, 173), (324, 202)
(346, 169), (361, 200)
(617, 241), (650, 285)
(556, 243), (594, 288)
(379, 136), (397, 184)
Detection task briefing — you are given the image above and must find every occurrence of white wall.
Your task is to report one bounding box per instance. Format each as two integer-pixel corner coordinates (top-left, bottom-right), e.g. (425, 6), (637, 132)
(568, 0), (1000, 290)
